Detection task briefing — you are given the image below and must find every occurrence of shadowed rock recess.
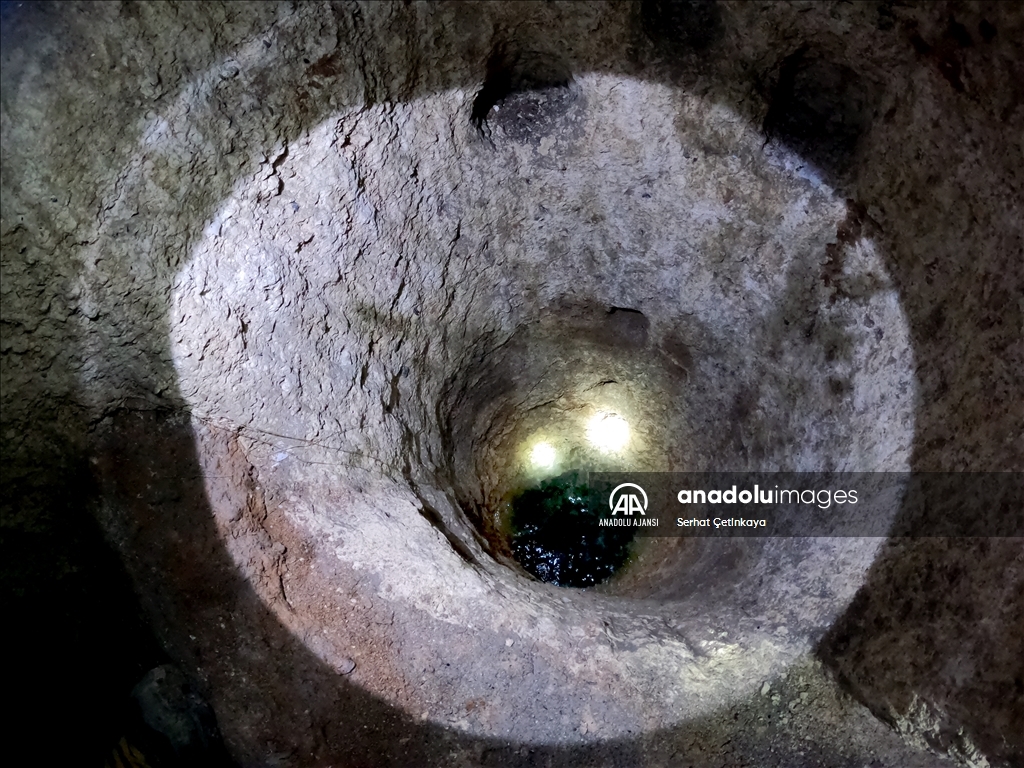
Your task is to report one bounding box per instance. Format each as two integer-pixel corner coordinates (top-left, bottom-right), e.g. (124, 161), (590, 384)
(2, 2), (1022, 766)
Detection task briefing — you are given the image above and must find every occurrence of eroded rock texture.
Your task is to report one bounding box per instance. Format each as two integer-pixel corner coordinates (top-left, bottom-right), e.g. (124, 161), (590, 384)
(2, 2), (1022, 766)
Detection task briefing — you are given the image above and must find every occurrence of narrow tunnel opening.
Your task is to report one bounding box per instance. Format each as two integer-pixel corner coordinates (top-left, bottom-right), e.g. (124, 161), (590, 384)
(437, 303), (686, 587)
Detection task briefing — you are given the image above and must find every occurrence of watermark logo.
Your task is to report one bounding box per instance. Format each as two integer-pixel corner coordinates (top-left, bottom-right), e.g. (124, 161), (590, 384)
(609, 483), (648, 516)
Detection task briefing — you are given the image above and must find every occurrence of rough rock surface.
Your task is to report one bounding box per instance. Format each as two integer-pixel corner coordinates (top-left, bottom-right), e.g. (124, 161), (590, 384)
(2, 2), (1022, 766)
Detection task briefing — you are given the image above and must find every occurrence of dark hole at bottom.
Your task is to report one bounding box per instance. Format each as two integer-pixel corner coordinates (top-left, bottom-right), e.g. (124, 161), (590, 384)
(510, 472), (635, 587)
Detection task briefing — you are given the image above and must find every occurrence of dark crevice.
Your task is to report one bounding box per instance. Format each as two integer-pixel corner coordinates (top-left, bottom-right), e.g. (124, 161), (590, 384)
(471, 43), (578, 143)
(762, 46), (878, 179)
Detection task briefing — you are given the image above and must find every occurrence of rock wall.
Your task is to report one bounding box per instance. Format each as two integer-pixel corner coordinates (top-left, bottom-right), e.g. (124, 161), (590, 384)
(2, 2), (1021, 766)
